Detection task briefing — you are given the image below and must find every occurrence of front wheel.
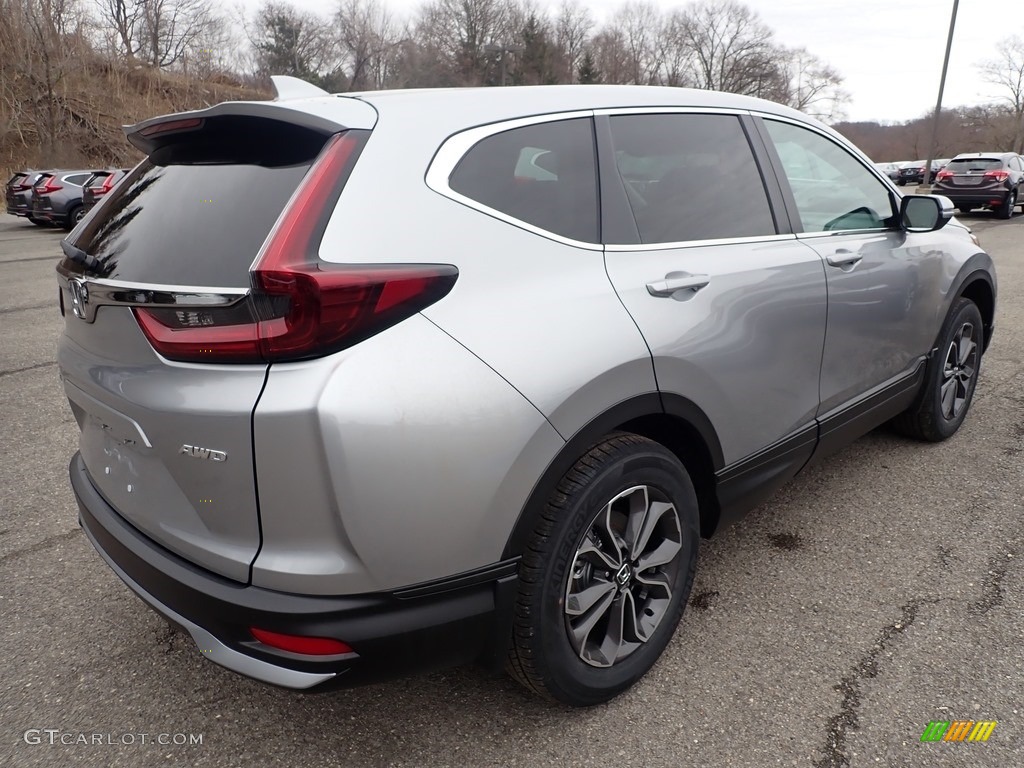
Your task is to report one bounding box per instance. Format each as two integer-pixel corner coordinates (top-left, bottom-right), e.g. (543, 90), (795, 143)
(506, 433), (699, 706)
(892, 298), (983, 441)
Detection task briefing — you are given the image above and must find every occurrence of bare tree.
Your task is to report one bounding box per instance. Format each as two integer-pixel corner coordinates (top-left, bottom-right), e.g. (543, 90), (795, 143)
(677, 0), (779, 96)
(95, 0), (146, 60)
(247, 1), (337, 86)
(415, 0), (514, 86)
(138, 0), (215, 68)
(609, 2), (662, 85)
(779, 46), (848, 121)
(335, 0), (401, 90)
(977, 35), (1024, 152)
(553, 0), (592, 83)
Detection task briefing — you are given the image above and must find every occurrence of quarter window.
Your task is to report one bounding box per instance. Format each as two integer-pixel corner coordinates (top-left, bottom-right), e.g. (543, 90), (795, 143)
(449, 118), (599, 243)
(607, 113), (777, 244)
(764, 120), (895, 233)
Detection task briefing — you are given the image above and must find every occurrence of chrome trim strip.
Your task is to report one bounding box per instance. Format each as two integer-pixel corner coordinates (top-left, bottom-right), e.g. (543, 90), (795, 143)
(80, 522), (338, 690)
(795, 229), (892, 240)
(605, 233), (798, 253)
(592, 106), (751, 117)
(56, 263), (249, 323)
(425, 110), (603, 251)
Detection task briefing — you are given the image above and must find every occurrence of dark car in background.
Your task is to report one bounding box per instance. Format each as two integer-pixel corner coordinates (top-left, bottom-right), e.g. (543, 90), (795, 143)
(30, 170), (93, 229)
(81, 169), (131, 214)
(874, 162), (901, 182)
(897, 159), (948, 186)
(6, 170), (54, 225)
(934, 152), (1024, 219)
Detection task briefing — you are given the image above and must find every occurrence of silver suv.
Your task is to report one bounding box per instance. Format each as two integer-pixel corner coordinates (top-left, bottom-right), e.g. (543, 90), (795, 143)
(57, 80), (996, 706)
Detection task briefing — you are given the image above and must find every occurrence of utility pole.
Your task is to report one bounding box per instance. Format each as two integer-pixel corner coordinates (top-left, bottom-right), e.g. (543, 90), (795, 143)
(919, 0), (959, 193)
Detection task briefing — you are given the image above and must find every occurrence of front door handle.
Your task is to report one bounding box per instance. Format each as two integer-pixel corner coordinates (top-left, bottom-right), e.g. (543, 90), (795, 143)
(825, 250), (863, 269)
(646, 272), (711, 297)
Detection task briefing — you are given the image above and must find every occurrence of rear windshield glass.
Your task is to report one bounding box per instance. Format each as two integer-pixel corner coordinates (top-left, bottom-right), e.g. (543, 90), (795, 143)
(67, 161), (312, 287)
(86, 174), (110, 189)
(946, 158), (1003, 171)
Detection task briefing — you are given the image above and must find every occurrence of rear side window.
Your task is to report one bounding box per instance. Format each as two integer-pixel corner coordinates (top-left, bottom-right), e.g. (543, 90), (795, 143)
(607, 114), (777, 244)
(65, 174), (91, 186)
(449, 118), (599, 243)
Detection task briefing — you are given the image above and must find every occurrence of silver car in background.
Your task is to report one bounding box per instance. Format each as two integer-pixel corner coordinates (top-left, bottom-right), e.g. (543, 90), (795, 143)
(57, 79), (996, 706)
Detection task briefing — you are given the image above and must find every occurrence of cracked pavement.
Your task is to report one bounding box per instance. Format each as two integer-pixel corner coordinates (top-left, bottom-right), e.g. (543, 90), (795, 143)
(1, 213), (1021, 767)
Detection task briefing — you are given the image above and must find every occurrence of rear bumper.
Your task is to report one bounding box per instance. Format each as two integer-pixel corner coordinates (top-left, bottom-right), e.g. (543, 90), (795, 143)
(937, 188), (1010, 206)
(70, 452), (517, 690)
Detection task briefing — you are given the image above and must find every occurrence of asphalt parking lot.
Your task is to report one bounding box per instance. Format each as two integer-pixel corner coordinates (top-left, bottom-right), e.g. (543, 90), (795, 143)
(1, 211), (1021, 768)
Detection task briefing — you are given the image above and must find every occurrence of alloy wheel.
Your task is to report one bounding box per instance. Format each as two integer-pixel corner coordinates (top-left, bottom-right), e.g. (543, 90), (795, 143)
(564, 485), (684, 668)
(940, 322), (978, 420)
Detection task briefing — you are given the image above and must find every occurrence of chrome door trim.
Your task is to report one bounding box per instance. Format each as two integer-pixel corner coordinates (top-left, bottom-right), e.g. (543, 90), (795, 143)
(605, 233), (798, 253)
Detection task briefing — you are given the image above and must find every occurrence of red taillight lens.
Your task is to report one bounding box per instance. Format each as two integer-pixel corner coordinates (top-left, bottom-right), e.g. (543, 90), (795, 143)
(249, 627), (353, 656)
(935, 170), (953, 181)
(100, 174), (117, 193)
(37, 177), (62, 194)
(133, 132), (458, 364)
(984, 170), (1010, 182)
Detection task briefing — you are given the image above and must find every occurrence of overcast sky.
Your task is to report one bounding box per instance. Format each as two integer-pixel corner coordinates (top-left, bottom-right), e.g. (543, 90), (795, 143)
(237, 0), (1024, 123)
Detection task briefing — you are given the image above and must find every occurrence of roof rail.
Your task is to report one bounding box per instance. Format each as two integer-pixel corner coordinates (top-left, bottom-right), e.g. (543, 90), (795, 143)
(271, 75), (329, 101)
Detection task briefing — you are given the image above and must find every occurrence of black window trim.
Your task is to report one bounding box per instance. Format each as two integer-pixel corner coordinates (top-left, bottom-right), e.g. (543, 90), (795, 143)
(425, 110), (603, 251)
(751, 113), (902, 238)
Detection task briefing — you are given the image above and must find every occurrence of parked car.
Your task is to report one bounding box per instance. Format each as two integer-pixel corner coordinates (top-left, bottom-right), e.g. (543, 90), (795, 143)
(5, 170), (53, 225)
(874, 162), (901, 182)
(934, 152), (1024, 218)
(896, 159), (947, 185)
(58, 81), (997, 707)
(31, 169), (94, 229)
(81, 169), (131, 214)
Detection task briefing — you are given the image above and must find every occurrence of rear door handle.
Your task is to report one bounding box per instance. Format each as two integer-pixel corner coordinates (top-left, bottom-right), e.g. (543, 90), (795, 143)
(825, 250), (863, 269)
(646, 272), (711, 297)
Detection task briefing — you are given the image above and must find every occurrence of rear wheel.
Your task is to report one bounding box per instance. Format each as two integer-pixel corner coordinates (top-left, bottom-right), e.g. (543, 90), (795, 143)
(506, 433), (699, 706)
(892, 298), (983, 442)
(997, 190), (1016, 219)
(64, 205), (84, 230)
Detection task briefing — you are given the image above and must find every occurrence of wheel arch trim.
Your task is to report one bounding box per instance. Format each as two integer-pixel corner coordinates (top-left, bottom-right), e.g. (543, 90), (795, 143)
(501, 393), (724, 559)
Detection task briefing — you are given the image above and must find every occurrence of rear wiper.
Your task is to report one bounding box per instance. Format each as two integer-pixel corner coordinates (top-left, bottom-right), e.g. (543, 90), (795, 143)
(60, 239), (102, 272)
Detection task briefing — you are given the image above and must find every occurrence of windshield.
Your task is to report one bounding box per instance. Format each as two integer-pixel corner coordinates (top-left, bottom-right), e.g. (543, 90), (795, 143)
(946, 158), (1003, 172)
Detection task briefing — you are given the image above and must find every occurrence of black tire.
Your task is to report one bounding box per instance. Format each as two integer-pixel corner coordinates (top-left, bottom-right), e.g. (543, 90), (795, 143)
(997, 189), (1016, 219)
(892, 298), (983, 442)
(64, 205), (84, 230)
(957, 206), (973, 214)
(506, 432), (699, 706)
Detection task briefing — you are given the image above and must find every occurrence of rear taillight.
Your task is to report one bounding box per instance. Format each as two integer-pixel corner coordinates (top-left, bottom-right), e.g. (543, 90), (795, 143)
(37, 177), (62, 194)
(133, 132), (458, 364)
(984, 170), (1010, 182)
(935, 170), (953, 181)
(99, 174), (117, 194)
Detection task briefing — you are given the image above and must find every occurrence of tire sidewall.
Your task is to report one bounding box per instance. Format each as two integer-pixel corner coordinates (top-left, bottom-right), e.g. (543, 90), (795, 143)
(534, 447), (699, 704)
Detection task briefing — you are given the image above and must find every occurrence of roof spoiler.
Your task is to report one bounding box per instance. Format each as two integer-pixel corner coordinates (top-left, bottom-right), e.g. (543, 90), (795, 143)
(271, 75), (329, 100)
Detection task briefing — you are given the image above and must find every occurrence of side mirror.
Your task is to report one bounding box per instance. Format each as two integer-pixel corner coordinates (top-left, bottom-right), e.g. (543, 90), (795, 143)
(901, 194), (954, 232)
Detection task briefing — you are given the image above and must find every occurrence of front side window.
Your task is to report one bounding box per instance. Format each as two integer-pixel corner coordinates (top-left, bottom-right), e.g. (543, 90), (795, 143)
(449, 118), (598, 243)
(764, 120), (895, 233)
(608, 113), (777, 244)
